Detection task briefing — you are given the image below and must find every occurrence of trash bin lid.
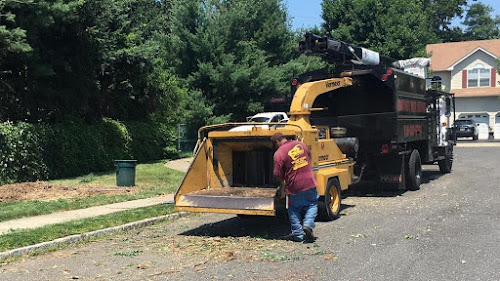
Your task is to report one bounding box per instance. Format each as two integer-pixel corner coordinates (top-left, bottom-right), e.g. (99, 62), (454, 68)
(115, 160), (137, 167)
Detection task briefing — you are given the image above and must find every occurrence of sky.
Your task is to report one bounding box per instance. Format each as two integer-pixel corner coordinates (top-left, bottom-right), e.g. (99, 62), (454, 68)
(286, 0), (500, 30)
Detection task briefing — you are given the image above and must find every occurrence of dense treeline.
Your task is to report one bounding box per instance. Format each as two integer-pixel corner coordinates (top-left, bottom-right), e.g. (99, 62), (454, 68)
(0, 0), (323, 125)
(2, 0), (498, 123)
(0, 0), (498, 184)
(0, 0), (323, 184)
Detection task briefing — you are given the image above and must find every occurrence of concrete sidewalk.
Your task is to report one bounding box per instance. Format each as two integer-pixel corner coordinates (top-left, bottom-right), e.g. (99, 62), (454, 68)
(165, 157), (193, 173)
(0, 194), (174, 235)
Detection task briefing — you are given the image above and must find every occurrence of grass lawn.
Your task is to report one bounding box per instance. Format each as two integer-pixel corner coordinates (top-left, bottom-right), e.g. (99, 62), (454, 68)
(50, 160), (183, 187)
(0, 160), (185, 222)
(0, 204), (175, 253)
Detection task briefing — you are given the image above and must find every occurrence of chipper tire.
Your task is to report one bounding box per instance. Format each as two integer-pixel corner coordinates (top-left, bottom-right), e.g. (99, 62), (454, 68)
(319, 178), (341, 221)
(407, 149), (422, 191)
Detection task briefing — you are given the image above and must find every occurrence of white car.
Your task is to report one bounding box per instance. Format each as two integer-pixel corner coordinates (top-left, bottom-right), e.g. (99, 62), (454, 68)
(229, 112), (288, 132)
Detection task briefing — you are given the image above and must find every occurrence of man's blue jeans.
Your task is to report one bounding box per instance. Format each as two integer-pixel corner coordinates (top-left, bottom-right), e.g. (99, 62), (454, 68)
(287, 187), (318, 240)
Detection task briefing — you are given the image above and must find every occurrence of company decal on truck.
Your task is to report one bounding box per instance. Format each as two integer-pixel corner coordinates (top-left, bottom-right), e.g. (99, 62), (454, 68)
(403, 125), (423, 137)
(380, 174), (402, 183)
(397, 98), (426, 114)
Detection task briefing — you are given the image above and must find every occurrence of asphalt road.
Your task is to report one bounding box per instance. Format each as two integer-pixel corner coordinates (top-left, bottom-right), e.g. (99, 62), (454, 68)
(1, 146), (499, 281)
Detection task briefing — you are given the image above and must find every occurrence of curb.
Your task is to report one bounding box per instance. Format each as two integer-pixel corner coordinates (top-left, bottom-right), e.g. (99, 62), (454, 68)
(0, 211), (188, 262)
(456, 142), (500, 147)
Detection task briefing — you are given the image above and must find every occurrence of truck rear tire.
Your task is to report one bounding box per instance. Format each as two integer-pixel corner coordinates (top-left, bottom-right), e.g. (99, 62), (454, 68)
(438, 146), (453, 174)
(320, 178), (341, 221)
(407, 149), (422, 191)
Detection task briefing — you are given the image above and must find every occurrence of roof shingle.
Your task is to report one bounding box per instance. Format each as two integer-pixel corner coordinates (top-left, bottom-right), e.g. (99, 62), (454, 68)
(426, 39), (500, 71)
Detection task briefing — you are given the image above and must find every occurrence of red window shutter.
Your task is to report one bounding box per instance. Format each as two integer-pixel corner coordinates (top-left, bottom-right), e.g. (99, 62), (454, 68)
(491, 68), (496, 87)
(462, 70), (467, 88)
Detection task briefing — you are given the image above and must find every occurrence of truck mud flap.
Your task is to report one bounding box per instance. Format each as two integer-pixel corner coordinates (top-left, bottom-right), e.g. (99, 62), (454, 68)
(377, 154), (406, 190)
(175, 187), (276, 216)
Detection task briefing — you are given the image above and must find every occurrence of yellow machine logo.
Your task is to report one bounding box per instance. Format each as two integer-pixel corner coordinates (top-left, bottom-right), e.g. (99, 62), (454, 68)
(288, 144), (309, 170)
(325, 80), (341, 88)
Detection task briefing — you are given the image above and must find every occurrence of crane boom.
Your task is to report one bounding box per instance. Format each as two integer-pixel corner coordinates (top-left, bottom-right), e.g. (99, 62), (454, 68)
(299, 32), (394, 66)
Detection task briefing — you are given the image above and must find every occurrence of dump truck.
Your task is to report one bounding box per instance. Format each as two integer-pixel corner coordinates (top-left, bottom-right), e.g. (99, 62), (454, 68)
(174, 33), (455, 219)
(295, 33), (456, 191)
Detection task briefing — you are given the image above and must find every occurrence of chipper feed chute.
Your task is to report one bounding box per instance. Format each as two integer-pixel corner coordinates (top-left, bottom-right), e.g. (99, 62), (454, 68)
(174, 133), (288, 216)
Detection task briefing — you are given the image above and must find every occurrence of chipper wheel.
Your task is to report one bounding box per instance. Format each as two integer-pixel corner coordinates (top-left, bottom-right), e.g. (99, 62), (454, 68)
(319, 178), (341, 221)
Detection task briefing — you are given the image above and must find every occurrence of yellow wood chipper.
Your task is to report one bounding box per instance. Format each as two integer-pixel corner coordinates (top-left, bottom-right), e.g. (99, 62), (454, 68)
(174, 77), (356, 220)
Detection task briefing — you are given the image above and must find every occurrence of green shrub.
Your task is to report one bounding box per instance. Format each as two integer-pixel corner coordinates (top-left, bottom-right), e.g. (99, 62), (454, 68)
(125, 118), (178, 162)
(0, 121), (49, 185)
(0, 117), (178, 184)
(44, 117), (132, 179)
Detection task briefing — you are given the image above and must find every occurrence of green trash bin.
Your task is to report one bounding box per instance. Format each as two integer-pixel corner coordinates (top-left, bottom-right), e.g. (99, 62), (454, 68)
(115, 160), (137, 187)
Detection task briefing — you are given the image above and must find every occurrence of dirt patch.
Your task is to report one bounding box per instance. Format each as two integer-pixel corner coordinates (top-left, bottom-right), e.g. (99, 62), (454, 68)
(0, 181), (140, 203)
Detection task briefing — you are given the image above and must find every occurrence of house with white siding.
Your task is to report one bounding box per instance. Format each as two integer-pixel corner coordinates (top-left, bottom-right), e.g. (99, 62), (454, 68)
(426, 39), (500, 138)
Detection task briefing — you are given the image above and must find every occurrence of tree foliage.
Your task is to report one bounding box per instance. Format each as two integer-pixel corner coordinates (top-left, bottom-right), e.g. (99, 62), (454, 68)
(422, 0), (468, 42)
(0, 0), (321, 184)
(321, 0), (500, 53)
(0, 0), (31, 57)
(168, 0), (302, 121)
(0, 0), (182, 123)
(321, 0), (439, 59)
(463, 2), (500, 40)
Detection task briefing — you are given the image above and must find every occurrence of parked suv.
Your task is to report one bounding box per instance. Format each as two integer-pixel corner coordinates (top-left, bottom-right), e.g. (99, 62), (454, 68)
(454, 119), (478, 140)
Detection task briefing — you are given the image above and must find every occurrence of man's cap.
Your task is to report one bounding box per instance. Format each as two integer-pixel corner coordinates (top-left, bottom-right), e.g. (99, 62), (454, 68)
(270, 132), (284, 143)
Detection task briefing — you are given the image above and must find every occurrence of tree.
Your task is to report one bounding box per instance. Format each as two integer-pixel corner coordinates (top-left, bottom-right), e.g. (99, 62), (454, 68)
(321, 0), (439, 59)
(170, 0), (300, 121)
(0, 0), (33, 120)
(0, 0), (104, 122)
(422, 0), (468, 42)
(0, 0), (31, 57)
(463, 3), (500, 40)
(83, 0), (179, 121)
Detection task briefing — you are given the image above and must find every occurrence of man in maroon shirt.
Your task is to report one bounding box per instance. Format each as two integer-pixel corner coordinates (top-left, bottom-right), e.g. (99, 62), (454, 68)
(271, 132), (318, 242)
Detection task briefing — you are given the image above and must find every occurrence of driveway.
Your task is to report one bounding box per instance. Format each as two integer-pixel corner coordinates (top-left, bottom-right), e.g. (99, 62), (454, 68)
(1, 146), (499, 281)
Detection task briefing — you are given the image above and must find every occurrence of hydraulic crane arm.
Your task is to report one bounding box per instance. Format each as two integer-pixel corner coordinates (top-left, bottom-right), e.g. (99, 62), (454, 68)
(299, 32), (393, 66)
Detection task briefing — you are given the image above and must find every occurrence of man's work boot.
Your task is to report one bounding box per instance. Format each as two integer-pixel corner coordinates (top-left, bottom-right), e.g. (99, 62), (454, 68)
(303, 226), (315, 242)
(281, 233), (304, 242)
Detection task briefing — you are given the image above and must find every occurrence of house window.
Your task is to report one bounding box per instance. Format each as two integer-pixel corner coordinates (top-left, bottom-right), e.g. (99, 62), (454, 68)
(467, 63), (490, 88)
